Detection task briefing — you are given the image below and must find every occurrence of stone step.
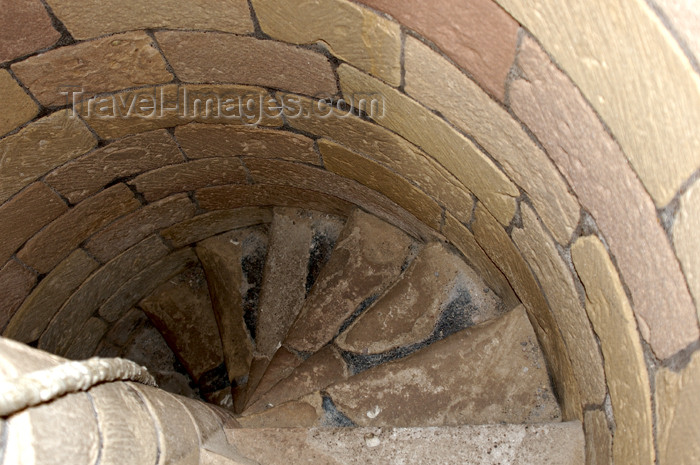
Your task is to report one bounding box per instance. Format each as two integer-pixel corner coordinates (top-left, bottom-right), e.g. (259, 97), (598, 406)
(222, 423), (584, 465)
(243, 208), (343, 409)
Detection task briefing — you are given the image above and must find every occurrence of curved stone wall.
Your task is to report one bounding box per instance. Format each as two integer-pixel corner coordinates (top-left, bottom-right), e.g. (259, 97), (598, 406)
(0, 1), (698, 464)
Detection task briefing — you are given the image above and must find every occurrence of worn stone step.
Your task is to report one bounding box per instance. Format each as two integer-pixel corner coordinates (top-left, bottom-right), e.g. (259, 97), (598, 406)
(223, 422), (584, 465)
(243, 208), (344, 409)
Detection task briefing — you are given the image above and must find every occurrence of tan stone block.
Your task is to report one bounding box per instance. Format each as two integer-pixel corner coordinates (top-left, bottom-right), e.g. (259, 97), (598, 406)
(674, 179), (700, 320)
(571, 236), (655, 465)
(0, 183), (68, 266)
(283, 94), (475, 223)
(0, 260), (36, 333)
(0, 336), (63, 376)
(252, 0), (401, 86)
(246, 347), (303, 408)
(512, 204), (606, 406)
(442, 212), (518, 308)
(103, 307), (149, 347)
(64, 317), (108, 360)
(85, 193), (195, 262)
(0, 70), (38, 136)
(175, 123), (320, 165)
(46, 0), (252, 39)
(99, 247), (199, 323)
(284, 209), (413, 353)
(338, 64), (518, 226)
(0, 110), (97, 204)
(656, 350), (700, 465)
(4, 393), (99, 465)
(472, 204), (582, 420)
(196, 231), (256, 380)
(238, 393), (325, 428)
(320, 140), (442, 231)
(45, 130), (184, 204)
(497, 0), (700, 207)
(161, 208), (273, 248)
(584, 409), (613, 465)
(197, 184), (355, 219)
(156, 31), (337, 97)
(405, 37), (579, 244)
(655, 0), (700, 64)
(357, 0), (518, 101)
(12, 32), (172, 107)
(242, 157), (435, 240)
(81, 84), (283, 140)
(90, 383), (159, 465)
(140, 266), (225, 381)
(130, 158), (248, 202)
(511, 37), (698, 359)
(4, 249), (99, 343)
(17, 184), (140, 274)
(38, 235), (169, 354)
(0, 0), (60, 62)
(250, 346), (349, 415)
(337, 241), (504, 354)
(130, 384), (199, 465)
(328, 306), (561, 426)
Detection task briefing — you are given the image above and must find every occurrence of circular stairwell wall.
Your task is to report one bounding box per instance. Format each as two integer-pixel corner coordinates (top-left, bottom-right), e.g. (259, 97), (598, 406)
(0, 1), (698, 465)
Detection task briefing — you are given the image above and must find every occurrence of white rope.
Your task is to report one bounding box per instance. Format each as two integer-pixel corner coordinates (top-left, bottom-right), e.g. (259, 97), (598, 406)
(0, 357), (157, 417)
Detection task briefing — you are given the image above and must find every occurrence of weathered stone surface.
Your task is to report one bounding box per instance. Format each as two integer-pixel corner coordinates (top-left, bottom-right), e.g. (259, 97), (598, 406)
(338, 64), (518, 226)
(0, 70), (38, 136)
(38, 236), (169, 354)
(0, 182), (68, 266)
(90, 382), (159, 465)
(327, 306), (560, 426)
(131, 384), (199, 465)
(358, 0), (518, 101)
(156, 31), (337, 97)
(4, 393), (99, 465)
(85, 194), (195, 262)
(284, 209), (413, 353)
(140, 266), (224, 381)
(4, 249), (98, 343)
(472, 204), (582, 420)
(227, 423), (584, 465)
(337, 241), (504, 354)
(81, 84), (283, 140)
(252, 0), (401, 86)
(64, 317), (108, 360)
(674, 179), (700, 320)
(405, 37), (579, 244)
(17, 183), (140, 274)
(99, 247), (199, 323)
(319, 140), (443, 231)
(511, 37), (698, 359)
(512, 204), (606, 406)
(0, 110), (97, 204)
(175, 123), (320, 164)
(177, 395), (238, 457)
(103, 307), (148, 347)
(198, 184), (355, 219)
(655, 0), (700, 63)
(250, 346), (349, 414)
(239, 393), (325, 429)
(162, 208), (273, 248)
(442, 212), (518, 308)
(45, 0), (252, 40)
(13, 32), (172, 107)
(246, 347), (303, 408)
(584, 409), (613, 465)
(45, 130), (184, 204)
(571, 236), (655, 465)
(284, 95), (475, 223)
(242, 158), (435, 241)
(0, 0), (60, 62)
(255, 209), (316, 360)
(0, 260), (36, 333)
(196, 230), (257, 381)
(130, 158), (248, 202)
(656, 350), (700, 465)
(0, 336), (63, 375)
(498, 0), (700, 207)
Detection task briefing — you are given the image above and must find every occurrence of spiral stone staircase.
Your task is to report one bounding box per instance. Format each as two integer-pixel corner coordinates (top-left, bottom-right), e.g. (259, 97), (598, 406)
(1, 0), (700, 464)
